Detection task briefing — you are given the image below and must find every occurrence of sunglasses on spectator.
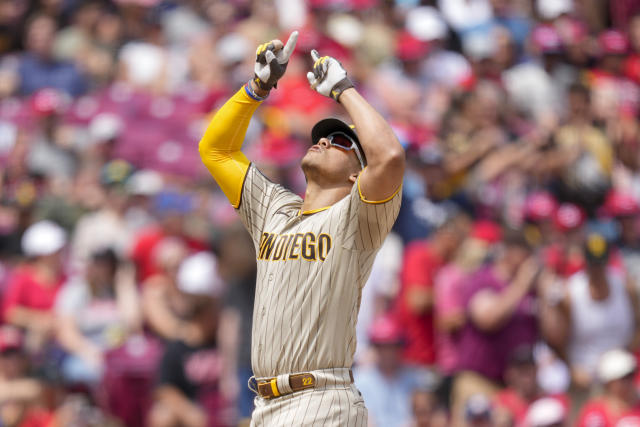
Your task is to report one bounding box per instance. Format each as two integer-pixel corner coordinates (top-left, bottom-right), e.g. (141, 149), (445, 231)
(326, 132), (365, 170)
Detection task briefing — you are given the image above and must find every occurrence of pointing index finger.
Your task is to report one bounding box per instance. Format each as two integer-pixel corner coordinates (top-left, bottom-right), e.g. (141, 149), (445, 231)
(281, 30), (299, 61)
(310, 49), (320, 62)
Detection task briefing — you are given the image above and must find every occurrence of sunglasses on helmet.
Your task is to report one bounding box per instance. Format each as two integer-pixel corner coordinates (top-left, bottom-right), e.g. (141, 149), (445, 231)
(326, 131), (365, 169)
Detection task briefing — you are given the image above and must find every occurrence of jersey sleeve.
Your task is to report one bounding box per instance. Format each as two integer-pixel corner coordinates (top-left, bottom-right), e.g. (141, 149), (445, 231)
(236, 164), (301, 246)
(198, 86), (262, 208)
(341, 176), (402, 251)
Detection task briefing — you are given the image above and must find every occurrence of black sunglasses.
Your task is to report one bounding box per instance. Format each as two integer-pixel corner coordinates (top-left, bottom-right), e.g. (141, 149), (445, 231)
(325, 132), (365, 169)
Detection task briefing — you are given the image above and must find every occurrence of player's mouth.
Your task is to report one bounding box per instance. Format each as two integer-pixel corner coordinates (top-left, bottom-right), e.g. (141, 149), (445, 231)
(308, 145), (323, 153)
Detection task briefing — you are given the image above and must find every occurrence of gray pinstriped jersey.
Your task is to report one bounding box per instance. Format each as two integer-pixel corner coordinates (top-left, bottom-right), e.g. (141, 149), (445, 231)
(237, 165), (401, 378)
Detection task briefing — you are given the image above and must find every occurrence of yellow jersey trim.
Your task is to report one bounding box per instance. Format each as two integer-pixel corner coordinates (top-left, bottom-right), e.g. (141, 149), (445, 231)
(357, 176), (402, 204)
(299, 206), (331, 216)
(231, 162), (251, 209)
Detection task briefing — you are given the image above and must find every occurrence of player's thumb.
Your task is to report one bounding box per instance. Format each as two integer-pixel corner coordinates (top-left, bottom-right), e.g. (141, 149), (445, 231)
(306, 72), (316, 86)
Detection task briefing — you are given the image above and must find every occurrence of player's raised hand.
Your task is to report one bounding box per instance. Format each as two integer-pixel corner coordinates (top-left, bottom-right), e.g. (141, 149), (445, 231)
(306, 49), (354, 102)
(253, 30), (299, 91)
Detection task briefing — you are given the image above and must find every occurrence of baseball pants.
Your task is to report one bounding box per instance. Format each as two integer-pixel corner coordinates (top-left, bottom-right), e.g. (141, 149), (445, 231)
(250, 368), (367, 427)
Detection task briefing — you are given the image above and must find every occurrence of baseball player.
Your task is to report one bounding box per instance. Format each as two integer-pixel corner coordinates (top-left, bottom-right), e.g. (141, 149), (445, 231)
(198, 31), (405, 426)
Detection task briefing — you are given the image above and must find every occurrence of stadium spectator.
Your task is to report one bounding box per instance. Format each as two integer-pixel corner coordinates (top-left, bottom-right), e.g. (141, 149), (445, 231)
(540, 233), (640, 407)
(407, 386), (449, 427)
(576, 349), (640, 426)
(70, 160), (135, 272)
(354, 314), (421, 427)
(493, 345), (568, 427)
(434, 219), (500, 405)
(2, 220), (67, 350)
(451, 231), (539, 425)
(25, 88), (77, 181)
(216, 224), (258, 423)
(55, 248), (141, 386)
(397, 213), (470, 369)
(130, 190), (203, 282)
(550, 83), (613, 210)
(141, 237), (190, 341)
(0, 325), (47, 427)
(17, 13), (87, 97)
(149, 252), (230, 427)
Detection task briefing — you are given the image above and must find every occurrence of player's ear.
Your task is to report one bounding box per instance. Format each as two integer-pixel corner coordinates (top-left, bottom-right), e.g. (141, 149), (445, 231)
(348, 171), (359, 184)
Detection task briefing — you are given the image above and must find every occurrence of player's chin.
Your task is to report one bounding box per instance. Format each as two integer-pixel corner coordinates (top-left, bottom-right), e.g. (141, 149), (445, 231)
(301, 151), (317, 168)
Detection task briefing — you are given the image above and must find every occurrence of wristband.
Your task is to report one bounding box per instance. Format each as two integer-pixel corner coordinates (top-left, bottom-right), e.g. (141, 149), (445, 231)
(244, 82), (269, 102)
(330, 77), (354, 102)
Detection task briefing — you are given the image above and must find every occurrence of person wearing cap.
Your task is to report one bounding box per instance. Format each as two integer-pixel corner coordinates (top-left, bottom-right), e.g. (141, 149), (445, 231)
(522, 191), (558, 248)
(198, 31), (404, 425)
(539, 233), (640, 405)
(353, 314), (421, 427)
(55, 248), (141, 386)
(590, 29), (640, 119)
(525, 397), (568, 427)
(149, 252), (230, 427)
(25, 87), (78, 181)
(130, 189), (206, 283)
(69, 159), (134, 273)
(503, 24), (574, 124)
(576, 349), (640, 426)
(541, 202), (586, 278)
(2, 220), (67, 349)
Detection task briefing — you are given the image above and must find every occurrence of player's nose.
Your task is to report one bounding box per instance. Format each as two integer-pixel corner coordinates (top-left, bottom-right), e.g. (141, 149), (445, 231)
(318, 138), (330, 148)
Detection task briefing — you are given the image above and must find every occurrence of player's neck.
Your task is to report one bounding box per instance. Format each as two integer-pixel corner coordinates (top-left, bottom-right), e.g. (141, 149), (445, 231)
(301, 181), (352, 213)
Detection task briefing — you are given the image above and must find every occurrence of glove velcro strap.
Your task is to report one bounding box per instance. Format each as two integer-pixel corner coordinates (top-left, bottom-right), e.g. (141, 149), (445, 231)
(330, 77), (354, 102)
(253, 76), (274, 92)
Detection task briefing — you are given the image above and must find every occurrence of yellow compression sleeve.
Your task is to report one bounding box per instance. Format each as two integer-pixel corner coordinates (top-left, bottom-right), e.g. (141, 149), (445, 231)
(198, 87), (262, 208)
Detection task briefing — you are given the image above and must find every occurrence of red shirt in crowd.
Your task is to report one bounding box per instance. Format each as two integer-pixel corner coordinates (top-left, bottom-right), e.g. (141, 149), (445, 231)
(396, 241), (443, 366)
(577, 399), (640, 427)
(131, 227), (206, 283)
(2, 265), (65, 322)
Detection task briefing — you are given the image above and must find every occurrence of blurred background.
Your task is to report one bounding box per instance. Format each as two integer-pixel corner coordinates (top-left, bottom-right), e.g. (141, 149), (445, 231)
(2, 0), (640, 426)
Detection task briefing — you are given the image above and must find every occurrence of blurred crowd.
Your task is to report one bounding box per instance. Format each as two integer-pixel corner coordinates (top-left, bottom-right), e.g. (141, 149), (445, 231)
(3, 0), (640, 426)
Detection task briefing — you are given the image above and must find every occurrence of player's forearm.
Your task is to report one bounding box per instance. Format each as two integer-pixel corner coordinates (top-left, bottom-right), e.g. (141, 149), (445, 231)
(198, 86), (262, 156)
(339, 89), (404, 167)
(339, 88), (405, 198)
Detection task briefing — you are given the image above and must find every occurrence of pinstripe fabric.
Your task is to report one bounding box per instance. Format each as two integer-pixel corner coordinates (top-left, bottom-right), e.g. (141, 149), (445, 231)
(251, 369), (367, 427)
(237, 165), (401, 424)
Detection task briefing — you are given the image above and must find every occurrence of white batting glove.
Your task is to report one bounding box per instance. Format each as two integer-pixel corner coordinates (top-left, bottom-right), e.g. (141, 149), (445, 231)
(306, 50), (354, 102)
(253, 31), (299, 91)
